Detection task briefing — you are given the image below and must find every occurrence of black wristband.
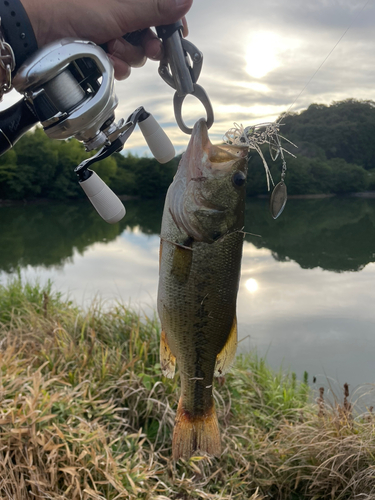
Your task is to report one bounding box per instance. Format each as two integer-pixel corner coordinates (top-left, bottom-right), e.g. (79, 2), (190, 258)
(0, 0), (38, 73)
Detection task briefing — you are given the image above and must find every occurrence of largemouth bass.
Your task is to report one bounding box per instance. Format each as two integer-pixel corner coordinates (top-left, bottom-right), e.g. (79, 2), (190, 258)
(157, 119), (248, 460)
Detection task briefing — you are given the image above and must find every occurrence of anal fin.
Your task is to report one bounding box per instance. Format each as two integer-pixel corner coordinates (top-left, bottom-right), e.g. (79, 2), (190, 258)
(214, 315), (238, 377)
(160, 330), (176, 379)
(172, 398), (221, 461)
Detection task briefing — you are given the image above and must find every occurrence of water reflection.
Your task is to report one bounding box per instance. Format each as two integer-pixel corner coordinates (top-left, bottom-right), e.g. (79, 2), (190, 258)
(2, 197), (375, 273)
(0, 198), (164, 273)
(245, 197), (375, 272)
(238, 246), (375, 389)
(1, 197), (375, 389)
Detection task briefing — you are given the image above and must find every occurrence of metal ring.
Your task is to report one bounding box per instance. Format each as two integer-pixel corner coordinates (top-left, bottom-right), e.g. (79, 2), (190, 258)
(173, 83), (214, 135)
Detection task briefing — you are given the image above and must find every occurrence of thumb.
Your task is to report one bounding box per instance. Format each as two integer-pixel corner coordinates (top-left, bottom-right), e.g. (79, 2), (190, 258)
(117, 0), (193, 33)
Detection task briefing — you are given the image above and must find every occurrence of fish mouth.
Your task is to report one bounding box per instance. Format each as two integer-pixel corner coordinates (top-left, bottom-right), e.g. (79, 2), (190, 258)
(181, 119), (211, 182)
(168, 119), (248, 241)
(179, 119), (248, 182)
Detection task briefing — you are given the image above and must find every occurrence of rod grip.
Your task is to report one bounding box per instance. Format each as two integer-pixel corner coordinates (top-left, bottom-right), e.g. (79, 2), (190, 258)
(0, 99), (38, 155)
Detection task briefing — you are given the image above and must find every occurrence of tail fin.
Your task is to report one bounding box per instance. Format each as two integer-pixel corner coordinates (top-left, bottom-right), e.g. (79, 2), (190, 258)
(172, 398), (221, 461)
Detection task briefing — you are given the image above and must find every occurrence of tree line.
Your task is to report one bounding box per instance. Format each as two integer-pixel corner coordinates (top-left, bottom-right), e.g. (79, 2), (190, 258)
(0, 127), (180, 201)
(248, 99), (375, 196)
(0, 98), (374, 201)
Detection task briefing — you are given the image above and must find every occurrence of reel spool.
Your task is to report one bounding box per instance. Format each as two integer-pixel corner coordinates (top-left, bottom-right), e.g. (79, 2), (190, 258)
(0, 39), (175, 223)
(13, 39), (119, 149)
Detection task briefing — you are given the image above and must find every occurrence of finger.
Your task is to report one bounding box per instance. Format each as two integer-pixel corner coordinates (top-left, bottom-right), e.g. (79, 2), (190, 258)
(141, 29), (164, 60)
(181, 16), (189, 37)
(107, 38), (147, 69)
(107, 54), (132, 80)
(116, 0), (193, 33)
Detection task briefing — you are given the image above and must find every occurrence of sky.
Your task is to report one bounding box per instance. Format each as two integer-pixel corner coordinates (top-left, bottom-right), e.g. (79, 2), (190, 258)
(2, 0), (375, 158)
(114, 0), (375, 156)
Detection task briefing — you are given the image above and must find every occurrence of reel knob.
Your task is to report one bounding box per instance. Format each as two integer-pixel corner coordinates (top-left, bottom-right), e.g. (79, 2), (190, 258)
(79, 170), (125, 224)
(138, 113), (175, 164)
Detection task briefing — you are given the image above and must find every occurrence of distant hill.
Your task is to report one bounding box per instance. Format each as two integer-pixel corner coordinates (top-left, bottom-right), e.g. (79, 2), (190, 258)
(1, 99), (375, 201)
(282, 99), (375, 168)
(248, 99), (375, 196)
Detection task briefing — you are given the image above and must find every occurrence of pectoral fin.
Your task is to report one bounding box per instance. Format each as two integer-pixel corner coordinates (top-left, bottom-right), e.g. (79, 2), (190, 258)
(160, 330), (176, 379)
(171, 243), (193, 284)
(214, 315), (238, 377)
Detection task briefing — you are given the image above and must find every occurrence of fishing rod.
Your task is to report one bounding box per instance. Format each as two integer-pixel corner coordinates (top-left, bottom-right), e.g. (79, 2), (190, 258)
(278, 0), (372, 123)
(0, 15), (214, 223)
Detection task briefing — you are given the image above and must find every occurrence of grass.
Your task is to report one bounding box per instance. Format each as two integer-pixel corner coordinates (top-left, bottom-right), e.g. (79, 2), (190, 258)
(0, 276), (374, 499)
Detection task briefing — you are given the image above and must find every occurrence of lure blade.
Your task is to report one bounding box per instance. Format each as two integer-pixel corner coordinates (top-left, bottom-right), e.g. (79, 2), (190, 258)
(269, 139), (280, 161)
(270, 181), (287, 219)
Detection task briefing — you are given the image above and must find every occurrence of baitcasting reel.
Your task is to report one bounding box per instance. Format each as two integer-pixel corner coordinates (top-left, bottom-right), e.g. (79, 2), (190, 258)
(0, 38), (175, 223)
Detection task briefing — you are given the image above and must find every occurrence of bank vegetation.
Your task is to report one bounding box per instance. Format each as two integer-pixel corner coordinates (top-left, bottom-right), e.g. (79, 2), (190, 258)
(0, 277), (374, 499)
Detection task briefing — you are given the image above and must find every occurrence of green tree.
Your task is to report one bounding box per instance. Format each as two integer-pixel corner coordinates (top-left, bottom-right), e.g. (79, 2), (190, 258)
(108, 152), (137, 195)
(0, 148), (17, 198)
(3, 128), (58, 199)
(281, 99), (375, 169)
(48, 138), (87, 199)
(328, 158), (367, 193)
(132, 155), (178, 198)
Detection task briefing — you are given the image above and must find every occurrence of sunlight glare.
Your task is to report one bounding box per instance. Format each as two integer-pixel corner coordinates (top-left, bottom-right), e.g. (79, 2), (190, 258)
(236, 81), (271, 93)
(245, 278), (258, 293)
(245, 32), (280, 79)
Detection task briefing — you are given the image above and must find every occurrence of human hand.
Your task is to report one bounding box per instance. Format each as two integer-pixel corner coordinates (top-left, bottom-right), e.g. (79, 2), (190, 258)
(21, 0), (192, 80)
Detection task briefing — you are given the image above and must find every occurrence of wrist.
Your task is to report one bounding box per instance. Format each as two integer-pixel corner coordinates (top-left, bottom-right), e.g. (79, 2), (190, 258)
(21, 0), (75, 48)
(0, 0), (38, 72)
(20, 0), (48, 47)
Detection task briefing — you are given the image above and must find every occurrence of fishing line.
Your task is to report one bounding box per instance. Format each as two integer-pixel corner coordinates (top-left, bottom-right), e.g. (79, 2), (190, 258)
(224, 0), (372, 218)
(278, 0), (372, 123)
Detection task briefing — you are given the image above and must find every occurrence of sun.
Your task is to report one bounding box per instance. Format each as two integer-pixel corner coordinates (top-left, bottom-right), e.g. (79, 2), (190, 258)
(245, 278), (258, 293)
(245, 32), (280, 79)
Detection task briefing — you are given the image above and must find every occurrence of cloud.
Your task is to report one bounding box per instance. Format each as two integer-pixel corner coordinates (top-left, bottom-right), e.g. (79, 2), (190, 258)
(2, 0), (374, 157)
(115, 0), (375, 155)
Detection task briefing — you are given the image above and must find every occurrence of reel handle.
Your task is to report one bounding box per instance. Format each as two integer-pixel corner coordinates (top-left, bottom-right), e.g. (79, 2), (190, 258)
(0, 99), (38, 155)
(78, 169), (126, 224)
(138, 113), (175, 164)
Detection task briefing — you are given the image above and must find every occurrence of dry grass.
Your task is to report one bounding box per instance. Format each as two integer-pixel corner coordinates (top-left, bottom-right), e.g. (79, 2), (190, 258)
(0, 276), (374, 499)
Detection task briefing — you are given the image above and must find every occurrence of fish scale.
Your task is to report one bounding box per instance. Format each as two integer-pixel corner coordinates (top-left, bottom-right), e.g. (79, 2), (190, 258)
(166, 236), (242, 403)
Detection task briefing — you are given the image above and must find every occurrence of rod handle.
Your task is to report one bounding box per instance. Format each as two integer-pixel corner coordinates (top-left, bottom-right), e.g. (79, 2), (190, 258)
(0, 99), (38, 155)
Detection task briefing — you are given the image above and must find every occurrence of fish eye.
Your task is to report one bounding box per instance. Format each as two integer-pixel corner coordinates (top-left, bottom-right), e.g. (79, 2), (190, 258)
(232, 170), (246, 188)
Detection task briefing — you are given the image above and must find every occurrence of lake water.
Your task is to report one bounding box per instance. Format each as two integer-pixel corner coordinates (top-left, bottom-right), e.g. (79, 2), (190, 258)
(1, 196), (375, 402)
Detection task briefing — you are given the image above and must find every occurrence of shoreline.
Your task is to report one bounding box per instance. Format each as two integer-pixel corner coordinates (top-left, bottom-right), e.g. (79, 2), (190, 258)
(257, 193), (336, 200)
(2, 191), (375, 207)
(0, 194), (140, 207)
(257, 191), (375, 200)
